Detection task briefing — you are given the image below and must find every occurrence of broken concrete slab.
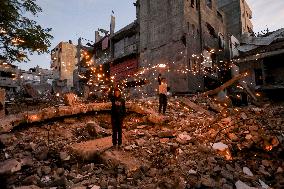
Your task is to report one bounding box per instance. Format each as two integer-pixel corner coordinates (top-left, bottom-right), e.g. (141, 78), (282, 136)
(0, 159), (22, 175)
(86, 121), (111, 137)
(70, 136), (113, 161)
(100, 150), (147, 174)
(63, 93), (79, 106)
(235, 180), (257, 189)
(127, 104), (166, 124)
(1, 101), (166, 134)
(0, 114), (26, 133)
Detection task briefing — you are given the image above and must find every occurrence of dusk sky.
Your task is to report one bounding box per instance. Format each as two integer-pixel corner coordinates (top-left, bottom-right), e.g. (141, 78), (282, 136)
(18, 0), (284, 70)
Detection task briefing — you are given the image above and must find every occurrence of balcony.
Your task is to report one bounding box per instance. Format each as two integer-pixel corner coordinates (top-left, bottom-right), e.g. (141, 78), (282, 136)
(113, 43), (138, 59)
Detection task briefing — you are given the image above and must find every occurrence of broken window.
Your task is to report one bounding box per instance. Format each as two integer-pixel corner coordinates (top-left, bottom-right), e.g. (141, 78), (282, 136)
(181, 35), (186, 46)
(187, 22), (190, 33)
(192, 24), (195, 36)
(218, 33), (225, 49)
(206, 0), (212, 9)
(191, 0), (195, 8)
(206, 23), (217, 38)
(254, 69), (263, 86)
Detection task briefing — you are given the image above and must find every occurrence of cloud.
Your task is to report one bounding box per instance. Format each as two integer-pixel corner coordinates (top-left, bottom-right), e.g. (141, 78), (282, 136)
(247, 0), (284, 32)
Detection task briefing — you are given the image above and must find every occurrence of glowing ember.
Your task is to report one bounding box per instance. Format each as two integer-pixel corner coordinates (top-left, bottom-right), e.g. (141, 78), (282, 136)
(265, 145), (273, 151)
(158, 64), (166, 68)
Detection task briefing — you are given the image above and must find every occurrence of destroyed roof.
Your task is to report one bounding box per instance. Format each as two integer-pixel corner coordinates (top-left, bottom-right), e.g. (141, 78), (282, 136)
(238, 28), (284, 53)
(111, 20), (138, 40)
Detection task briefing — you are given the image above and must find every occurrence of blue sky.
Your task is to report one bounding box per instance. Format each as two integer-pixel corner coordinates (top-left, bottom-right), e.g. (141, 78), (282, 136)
(19, 0), (136, 70)
(247, 0), (284, 32)
(18, 0), (284, 70)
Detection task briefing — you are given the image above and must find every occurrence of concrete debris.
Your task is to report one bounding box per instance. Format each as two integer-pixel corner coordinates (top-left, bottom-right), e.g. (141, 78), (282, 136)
(176, 132), (192, 144)
(239, 28), (284, 51)
(0, 96), (283, 188)
(90, 186), (101, 189)
(243, 167), (254, 176)
(0, 159), (21, 175)
(235, 180), (257, 189)
(70, 136), (113, 161)
(0, 102), (166, 134)
(63, 93), (79, 106)
(259, 179), (270, 189)
(188, 169), (197, 175)
(212, 142), (228, 151)
(60, 151), (70, 161)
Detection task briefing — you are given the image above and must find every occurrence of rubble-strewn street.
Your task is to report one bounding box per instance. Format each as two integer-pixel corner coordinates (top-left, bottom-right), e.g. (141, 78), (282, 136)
(0, 96), (283, 189)
(1, 0), (284, 188)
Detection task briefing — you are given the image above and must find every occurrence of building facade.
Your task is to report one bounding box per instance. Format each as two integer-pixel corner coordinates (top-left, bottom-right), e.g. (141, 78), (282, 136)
(233, 28), (284, 99)
(217, 0), (253, 40)
(0, 59), (19, 92)
(110, 21), (139, 82)
(51, 41), (77, 89)
(138, 0), (229, 94)
(19, 66), (54, 86)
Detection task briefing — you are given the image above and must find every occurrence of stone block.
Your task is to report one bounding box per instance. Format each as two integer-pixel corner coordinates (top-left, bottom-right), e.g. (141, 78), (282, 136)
(70, 136), (113, 161)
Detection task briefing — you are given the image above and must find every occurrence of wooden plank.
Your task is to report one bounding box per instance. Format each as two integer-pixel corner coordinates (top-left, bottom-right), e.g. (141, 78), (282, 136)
(239, 82), (258, 101)
(181, 98), (212, 115)
(203, 72), (249, 96)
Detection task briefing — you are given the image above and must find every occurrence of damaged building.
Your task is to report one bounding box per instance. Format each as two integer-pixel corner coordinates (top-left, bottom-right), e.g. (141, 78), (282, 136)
(74, 32), (112, 99)
(0, 59), (19, 96)
(137, 0), (230, 94)
(63, 0), (254, 97)
(110, 21), (139, 82)
(233, 29), (284, 99)
(217, 0), (253, 40)
(51, 41), (77, 91)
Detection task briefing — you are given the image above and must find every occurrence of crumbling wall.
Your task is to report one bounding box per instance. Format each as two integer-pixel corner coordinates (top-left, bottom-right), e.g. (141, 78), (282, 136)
(139, 0), (228, 94)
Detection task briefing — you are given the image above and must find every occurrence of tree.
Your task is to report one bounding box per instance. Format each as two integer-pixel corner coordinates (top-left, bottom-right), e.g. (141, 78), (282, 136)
(0, 0), (53, 62)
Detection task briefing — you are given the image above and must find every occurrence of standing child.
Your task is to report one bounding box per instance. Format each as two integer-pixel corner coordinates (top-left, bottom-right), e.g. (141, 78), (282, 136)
(110, 88), (126, 148)
(158, 75), (168, 114)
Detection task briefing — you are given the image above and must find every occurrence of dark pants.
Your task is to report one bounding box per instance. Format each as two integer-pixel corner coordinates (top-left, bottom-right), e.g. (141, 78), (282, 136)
(111, 118), (123, 146)
(159, 94), (167, 114)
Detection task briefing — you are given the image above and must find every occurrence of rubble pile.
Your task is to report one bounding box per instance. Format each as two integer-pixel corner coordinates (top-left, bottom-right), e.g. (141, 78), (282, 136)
(0, 96), (283, 189)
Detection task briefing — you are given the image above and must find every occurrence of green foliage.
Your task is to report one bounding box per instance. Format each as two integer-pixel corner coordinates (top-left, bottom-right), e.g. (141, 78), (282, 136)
(0, 0), (53, 62)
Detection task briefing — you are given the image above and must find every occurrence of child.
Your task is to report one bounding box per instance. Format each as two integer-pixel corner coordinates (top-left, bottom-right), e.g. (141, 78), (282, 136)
(110, 88), (126, 148)
(158, 75), (168, 114)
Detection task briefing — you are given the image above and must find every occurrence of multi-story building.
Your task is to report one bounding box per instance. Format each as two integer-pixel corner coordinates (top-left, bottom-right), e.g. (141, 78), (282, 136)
(110, 21), (139, 82)
(217, 0), (253, 40)
(0, 59), (19, 92)
(20, 65), (55, 85)
(51, 41), (77, 89)
(137, 0), (228, 94)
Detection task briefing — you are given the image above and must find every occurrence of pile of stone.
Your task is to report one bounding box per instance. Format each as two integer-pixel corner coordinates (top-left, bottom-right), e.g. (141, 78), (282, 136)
(0, 96), (283, 189)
